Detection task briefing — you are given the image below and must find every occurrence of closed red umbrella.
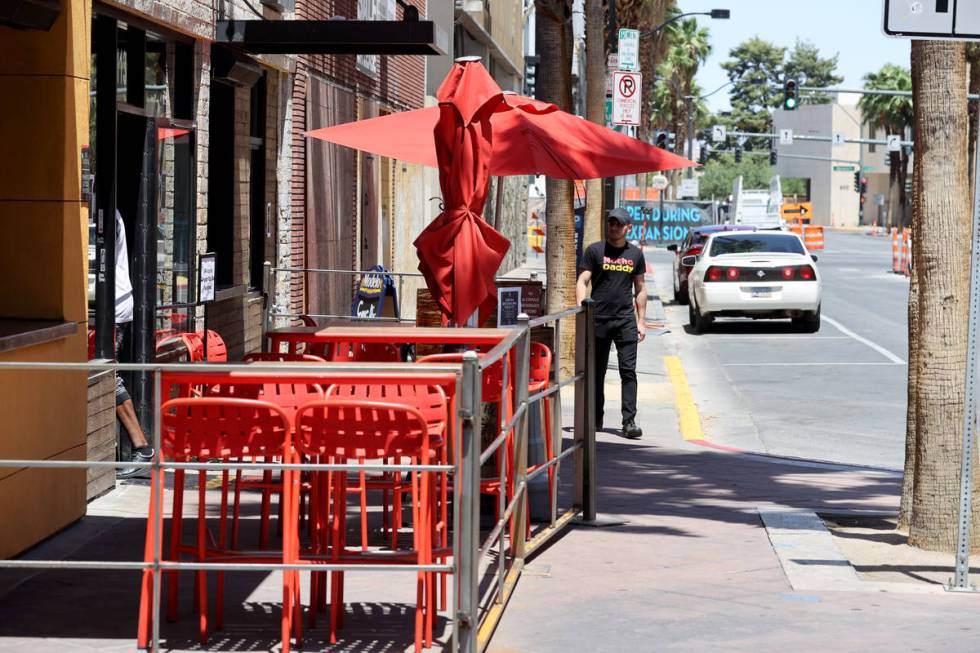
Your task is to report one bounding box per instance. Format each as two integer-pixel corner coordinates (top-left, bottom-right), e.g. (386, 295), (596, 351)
(414, 58), (510, 325)
(306, 59), (694, 324)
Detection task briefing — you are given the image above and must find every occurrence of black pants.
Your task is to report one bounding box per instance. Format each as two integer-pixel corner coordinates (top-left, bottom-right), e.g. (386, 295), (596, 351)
(594, 318), (638, 426)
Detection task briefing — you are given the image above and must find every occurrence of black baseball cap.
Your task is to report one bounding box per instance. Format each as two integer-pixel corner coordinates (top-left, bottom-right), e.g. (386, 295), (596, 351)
(606, 207), (632, 225)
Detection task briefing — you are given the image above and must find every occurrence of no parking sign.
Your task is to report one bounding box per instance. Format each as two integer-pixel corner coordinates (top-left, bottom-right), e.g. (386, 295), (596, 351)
(612, 71), (641, 126)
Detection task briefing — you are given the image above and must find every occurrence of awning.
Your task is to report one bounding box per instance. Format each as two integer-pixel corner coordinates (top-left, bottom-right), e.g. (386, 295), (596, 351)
(215, 18), (449, 55)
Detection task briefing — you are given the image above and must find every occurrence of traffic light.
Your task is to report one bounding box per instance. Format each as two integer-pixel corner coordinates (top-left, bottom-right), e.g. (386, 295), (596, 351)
(655, 131), (669, 150)
(770, 149), (777, 165)
(667, 132), (676, 152)
(860, 177), (868, 194)
(853, 171), (861, 192)
(699, 144), (708, 165)
(783, 78), (799, 111)
(523, 55), (539, 97)
(735, 146), (742, 163)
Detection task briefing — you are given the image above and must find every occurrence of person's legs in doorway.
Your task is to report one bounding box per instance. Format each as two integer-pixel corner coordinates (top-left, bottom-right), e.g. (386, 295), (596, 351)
(594, 325), (614, 431)
(614, 323), (641, 439)
(115, 324), (154, 478)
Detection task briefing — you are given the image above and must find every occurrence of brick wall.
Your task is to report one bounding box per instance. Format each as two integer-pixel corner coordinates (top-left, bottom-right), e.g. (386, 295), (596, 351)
(287, 0), (428, 322)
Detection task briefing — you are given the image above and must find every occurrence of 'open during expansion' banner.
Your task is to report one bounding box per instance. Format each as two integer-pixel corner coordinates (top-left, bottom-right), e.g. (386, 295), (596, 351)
(621, 200), (716, 244)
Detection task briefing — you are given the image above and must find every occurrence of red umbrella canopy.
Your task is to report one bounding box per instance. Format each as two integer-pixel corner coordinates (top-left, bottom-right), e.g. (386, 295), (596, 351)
(415, 58), (510, 325)
(305, 59), (695, 325)
(306, 93), (695, 179)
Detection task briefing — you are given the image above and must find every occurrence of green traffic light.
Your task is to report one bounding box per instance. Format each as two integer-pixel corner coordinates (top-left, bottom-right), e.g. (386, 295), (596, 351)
(785, 97), (797, 110)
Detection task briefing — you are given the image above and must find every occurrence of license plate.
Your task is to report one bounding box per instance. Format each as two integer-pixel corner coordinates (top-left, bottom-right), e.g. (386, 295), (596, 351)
(750, 287), (773, 298)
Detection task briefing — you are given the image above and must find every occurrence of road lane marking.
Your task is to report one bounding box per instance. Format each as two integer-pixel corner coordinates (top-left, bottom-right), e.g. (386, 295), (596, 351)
(823, 314), (906, 364)
(724, 362), (902, 367)
(706, 336), (850, 340)
(664, 355), (704, 441)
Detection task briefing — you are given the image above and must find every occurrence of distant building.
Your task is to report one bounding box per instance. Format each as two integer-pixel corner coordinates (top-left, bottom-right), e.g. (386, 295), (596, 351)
(773, 100), (896, 227)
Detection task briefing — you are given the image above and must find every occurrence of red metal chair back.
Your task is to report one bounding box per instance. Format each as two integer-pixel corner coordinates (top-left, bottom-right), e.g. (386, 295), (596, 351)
(295, 399), (432, 461)
(161, 397), (291, 461)
(416, 352), (504, 402)
(325, 383), (447, 436)
(178, 332), (205, 362)
(529, 342), (552, 388)
(206, 330), (228, 362)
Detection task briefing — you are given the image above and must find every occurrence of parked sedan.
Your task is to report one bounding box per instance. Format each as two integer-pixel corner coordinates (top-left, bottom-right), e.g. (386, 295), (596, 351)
(683, 231), (821, 333)
(667, 224), (755, 305)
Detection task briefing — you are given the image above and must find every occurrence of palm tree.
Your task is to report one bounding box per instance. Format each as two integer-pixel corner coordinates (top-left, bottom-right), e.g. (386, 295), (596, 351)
(858, 64), (913, 227)
(664, 18), (711, 160)
(536, 0), (576, 375)
(907, 40), (979, 551)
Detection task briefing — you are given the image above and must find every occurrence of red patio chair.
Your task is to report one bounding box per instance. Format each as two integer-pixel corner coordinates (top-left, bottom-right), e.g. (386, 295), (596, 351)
(294, 398), (441, 651)
(136, 396), (299, 651)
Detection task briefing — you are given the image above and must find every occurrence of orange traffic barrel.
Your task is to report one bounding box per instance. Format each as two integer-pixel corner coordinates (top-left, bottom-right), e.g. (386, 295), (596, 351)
(891, 227), (901, 273)
(803, 225), (824, 250)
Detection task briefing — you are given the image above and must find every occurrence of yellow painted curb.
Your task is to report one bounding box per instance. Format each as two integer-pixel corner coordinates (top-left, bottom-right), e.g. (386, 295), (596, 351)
(664, 355), (704, 441)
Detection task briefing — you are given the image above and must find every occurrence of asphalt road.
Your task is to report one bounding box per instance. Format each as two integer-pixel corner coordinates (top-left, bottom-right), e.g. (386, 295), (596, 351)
(650, 229), (910, 469)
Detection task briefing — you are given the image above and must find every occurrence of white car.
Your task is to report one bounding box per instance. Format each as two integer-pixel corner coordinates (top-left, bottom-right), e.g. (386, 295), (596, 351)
(682, 231), (822, 333)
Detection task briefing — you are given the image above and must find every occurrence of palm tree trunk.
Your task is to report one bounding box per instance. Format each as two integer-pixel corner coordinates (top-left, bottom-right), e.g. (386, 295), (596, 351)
(537, 0), (577, 376)
(584, 0), (605, 248)
(898, 158), (921, 531)
(908, 39), (980, 551)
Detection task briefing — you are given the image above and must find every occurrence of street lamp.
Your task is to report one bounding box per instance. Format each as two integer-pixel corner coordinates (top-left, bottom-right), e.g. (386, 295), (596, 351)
(639, 9), (730, 38)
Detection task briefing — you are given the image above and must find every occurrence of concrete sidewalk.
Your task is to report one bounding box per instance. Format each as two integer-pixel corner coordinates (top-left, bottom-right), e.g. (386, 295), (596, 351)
(489, 274), (980, 653)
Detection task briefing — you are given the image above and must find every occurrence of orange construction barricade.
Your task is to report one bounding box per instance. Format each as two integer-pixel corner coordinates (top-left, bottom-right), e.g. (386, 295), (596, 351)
(891, 227), (901, 273)
(803, 225), (824, 251)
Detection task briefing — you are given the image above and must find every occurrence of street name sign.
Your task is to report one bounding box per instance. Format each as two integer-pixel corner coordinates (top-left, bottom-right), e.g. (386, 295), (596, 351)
(651, 174), (669, 191)
(832, 165), (855, 171)
(779, 128), (794, 146)
(612, 71), (641, 126)
(883, 0), (980, 40)
(618, 29), (639, 71)
(711, 125), (727, 143)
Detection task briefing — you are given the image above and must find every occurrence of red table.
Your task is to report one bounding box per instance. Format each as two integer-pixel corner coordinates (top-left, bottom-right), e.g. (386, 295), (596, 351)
(266, 325), (512, 354)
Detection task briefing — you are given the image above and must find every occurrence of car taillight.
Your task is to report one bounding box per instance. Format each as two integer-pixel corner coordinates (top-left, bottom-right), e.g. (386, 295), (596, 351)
(706, 266), (724, 282)
(687, 246), (703, 257)
(726, 267), (740, 280)
(781, 266), (795, 280)
(798, 265), (815, 280)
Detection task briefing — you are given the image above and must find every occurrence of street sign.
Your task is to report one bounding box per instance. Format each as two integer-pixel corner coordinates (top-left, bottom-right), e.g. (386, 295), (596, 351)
(832, 132), (846, 146)
(618, 29), (640, 71)
(711, 125), (727, 143)
(679, 178), (699, 198)
(887, 134), (901, 152)
(832, 165), (855, 171)
(611, 71), (641, 126)
(781, 202), (812, 221)
(779, 128), (794, 146)
(883, 0), (980, 40)
(650, 174), (669, 191)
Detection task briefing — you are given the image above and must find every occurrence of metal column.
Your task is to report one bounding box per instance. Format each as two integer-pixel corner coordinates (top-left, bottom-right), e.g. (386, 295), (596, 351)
(573, 299), (597, 521)
(454, 351), (482, 652)
(93, 15), (117, 359)
(951, 102), (980, 592)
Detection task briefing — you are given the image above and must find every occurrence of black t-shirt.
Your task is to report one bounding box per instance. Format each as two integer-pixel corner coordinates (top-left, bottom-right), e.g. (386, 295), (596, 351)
(580, 240), (646, 320)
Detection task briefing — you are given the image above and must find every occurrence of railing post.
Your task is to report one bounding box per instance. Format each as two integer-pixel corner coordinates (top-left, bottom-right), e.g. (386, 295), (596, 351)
(455, 351), (482, 653)
(512, 314), (531, 559)
(574, 299), (597, 521)
(262, 261), (274, 350)
(550, 313), (561, 526)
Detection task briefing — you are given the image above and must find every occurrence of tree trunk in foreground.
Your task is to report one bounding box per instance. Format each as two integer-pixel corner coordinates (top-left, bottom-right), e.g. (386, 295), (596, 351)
(898, 157), (920, 532)
(908, 40), (980, 551)
(537, 0), (577, 377)
(584, 0), (606, 248)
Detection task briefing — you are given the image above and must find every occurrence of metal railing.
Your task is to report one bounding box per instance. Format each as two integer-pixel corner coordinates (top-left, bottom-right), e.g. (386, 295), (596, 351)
(0, 300), (597, 653)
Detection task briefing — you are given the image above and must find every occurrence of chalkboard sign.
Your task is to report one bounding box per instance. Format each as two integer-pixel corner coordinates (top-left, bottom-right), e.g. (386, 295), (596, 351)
(351, 265), (399, 319)
(497, 286), (522, 327)
(199, 253), (216, 303)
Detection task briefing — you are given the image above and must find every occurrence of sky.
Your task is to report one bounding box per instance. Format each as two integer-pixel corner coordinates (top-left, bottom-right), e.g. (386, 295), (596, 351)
(676, 0), (911, 112)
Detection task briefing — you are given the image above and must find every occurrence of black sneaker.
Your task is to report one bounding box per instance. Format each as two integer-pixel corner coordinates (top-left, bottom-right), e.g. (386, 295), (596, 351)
(622, 420), (643, 440)
(117, 448), (155, 479)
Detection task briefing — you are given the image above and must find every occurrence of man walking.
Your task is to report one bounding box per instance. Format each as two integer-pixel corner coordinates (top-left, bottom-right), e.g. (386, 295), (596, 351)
(575, 207), (647, 438)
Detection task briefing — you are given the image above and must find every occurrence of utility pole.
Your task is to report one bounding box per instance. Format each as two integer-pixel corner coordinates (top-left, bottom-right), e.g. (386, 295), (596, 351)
(686, 95), (694, 178)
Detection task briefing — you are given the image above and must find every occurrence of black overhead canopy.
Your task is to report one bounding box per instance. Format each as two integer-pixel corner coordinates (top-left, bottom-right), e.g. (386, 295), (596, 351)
(215, 18), (449, 56)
